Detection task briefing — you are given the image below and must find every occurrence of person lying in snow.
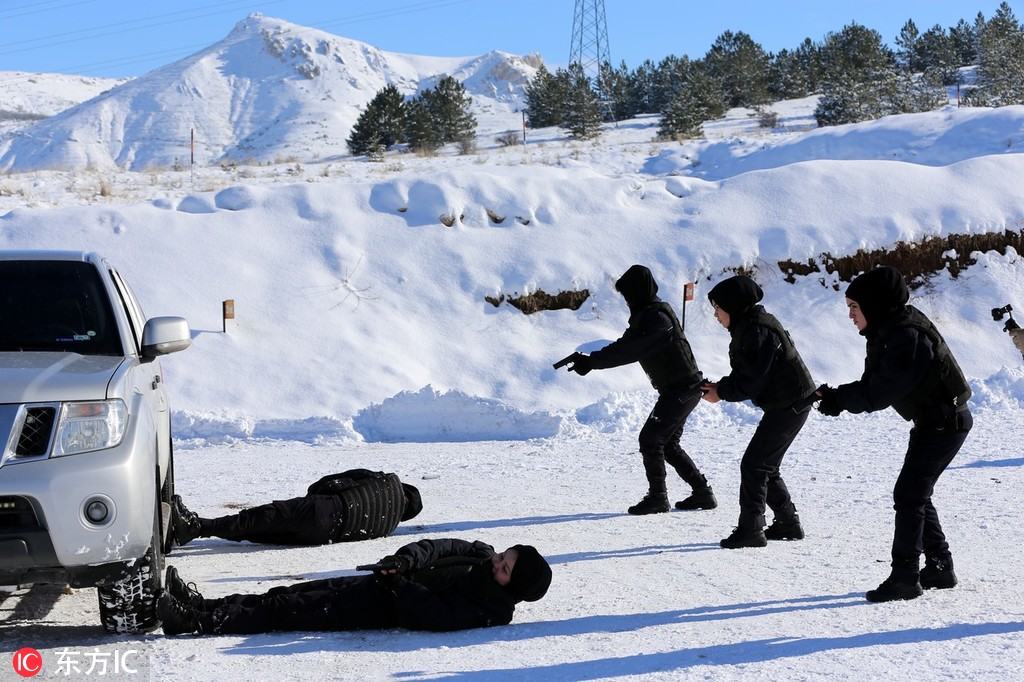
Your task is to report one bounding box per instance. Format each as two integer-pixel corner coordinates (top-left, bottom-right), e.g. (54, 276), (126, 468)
(171, 469), (422, 547)
(157, 538), (552, 635)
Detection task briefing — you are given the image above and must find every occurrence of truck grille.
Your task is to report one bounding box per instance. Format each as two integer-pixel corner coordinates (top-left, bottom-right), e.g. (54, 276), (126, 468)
(16, 406), (56, 457)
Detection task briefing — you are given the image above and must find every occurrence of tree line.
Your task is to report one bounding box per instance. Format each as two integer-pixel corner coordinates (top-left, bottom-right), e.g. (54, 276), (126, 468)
(526, 2), (1024, 140)
(347, 75), (477, 158)
(348, 2), (1024, 156)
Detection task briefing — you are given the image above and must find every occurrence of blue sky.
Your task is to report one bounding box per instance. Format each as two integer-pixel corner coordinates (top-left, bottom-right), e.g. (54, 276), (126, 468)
(0, 0), (1011, 78)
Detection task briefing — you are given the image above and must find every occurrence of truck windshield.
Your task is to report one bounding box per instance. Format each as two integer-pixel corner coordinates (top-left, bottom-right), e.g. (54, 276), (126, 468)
(0, 260), (123, 355)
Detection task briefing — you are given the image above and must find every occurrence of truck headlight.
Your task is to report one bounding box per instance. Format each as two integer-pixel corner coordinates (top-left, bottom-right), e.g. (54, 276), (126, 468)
(52, 400), (128, 456)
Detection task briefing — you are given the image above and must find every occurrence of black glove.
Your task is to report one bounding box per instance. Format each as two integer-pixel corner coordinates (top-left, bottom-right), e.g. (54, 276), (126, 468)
(371, 555), (411, 585)
(375, 555), (411, 573)
(817, 386), (842, 417)
(570, 354), (593, 376)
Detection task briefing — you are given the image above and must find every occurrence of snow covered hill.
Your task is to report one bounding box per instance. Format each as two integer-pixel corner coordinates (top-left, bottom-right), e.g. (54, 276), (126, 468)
(0, 71), (129, 138)
(0, 13), (541, 172)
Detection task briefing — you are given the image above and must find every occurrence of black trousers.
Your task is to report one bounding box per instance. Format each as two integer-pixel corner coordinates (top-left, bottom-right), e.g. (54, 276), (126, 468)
(637, 384), (705, 493)
(737, 406), (809, 529)
(204, 495), (346, 545)
(199, 575), (398, 634)
(890, 410), (973, 570)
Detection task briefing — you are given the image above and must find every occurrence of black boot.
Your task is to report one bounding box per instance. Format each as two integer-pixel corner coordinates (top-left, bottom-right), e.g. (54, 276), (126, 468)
(171, 495), (202, 547)
(866, 562), (923, 603)
(920, 555), (957, 590)
(675, 485), (717, 511)
(628, 492), (670, 515)
(765, 514), (804, 541)
(165, 565), (206, 609)
(157, 591), (202, 635)
(720, 526), (767, 549)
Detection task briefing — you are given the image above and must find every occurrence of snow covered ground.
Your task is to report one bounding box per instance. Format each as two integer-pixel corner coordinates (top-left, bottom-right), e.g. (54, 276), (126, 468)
(4, 412), (1021, 680)
(2, 34), (1024, 679)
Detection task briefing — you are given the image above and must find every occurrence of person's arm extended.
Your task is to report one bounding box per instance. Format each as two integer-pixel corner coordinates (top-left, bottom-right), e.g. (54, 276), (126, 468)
(836, 327), (933, 414)
(590, 308), (673, 370)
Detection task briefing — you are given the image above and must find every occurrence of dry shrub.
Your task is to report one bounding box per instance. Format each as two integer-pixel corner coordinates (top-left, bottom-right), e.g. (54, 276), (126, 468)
(777, 230), (1023, 288)
(495, 131), (520, 147)
(486, 289), (590, 314)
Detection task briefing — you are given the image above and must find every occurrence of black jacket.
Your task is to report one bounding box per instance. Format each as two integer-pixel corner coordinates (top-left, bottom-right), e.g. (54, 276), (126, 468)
(589, 265), (702, 390)
(306, 469), (420, 540)
(717, 305), (815, 411)
(381, 539), (517, 631)
(835, 305), (971, 424)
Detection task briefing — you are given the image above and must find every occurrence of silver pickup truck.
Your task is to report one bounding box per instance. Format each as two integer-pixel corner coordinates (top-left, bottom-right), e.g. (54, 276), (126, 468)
(0, 251), (191, 633)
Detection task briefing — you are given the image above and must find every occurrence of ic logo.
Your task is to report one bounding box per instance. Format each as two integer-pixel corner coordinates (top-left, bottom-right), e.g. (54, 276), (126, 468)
(12, 647), (42, 677)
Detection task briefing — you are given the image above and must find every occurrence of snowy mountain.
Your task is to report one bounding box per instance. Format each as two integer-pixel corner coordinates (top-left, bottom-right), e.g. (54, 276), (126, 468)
(0, 71), (129, 137)
(0, 13), (541, 172)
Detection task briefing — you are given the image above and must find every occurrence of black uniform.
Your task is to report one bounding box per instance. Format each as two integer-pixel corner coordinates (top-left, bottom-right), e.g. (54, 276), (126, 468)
(576, 265), (709, 512)
(180, 470), (422, 546)
(708, 276), (816, 537)
(182, 539), (531, 634)
(820, 266), (972, 599)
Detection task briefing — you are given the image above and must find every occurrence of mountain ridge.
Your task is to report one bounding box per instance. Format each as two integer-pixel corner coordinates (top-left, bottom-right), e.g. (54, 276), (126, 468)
(0, 13), (541, 172)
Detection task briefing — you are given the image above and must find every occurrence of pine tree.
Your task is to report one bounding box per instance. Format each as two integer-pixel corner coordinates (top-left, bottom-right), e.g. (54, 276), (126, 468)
(403, 96), (441, 154)
(948, 18), (979, 66)
(815, 23), (900, 126)
(895, 19), (924, 73)
(561, 63), (602, 140)
(626, 60), (659, 115)
(704, 31), (771, 108)
(967, 2), (1024, 106)
(652, 55), (693, 113)
(918, 25), (961, 85)
(524, 64), (564, 128)
(346, 84), (406, 157)
(657, 66), (724, 141)
(768, 39), (820, 100)
(429, 75), (477, 146)
(599, 61), (637, 121)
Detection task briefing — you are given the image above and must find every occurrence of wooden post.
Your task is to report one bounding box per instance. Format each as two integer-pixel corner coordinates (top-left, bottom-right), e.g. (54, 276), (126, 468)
(682, 282), (694, 330)
(222, 299), (234, 333)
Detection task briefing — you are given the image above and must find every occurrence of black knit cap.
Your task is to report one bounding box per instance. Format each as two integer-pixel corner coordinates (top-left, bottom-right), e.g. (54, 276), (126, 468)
(400, 484), (422, 521)
(708, 275), (763, 317)
(845, 266), (909, 333)
(505, 545), (552, 603)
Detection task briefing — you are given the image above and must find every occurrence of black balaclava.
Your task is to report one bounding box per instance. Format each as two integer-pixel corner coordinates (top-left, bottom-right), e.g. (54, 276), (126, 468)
(614, 264), (659, 312)
(505, 545), (552, 603)
(707, 275), (763, 319)
(400, 484), (422, 521)
(845, 266), (909, 335)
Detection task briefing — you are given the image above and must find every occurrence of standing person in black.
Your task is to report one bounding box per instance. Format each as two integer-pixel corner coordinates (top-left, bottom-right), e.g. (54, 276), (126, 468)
(816, 266), (972, 602)
(157, 538), (552, 635)
(171, 469), (422, 547)
(561, 264), (714, 515)
(702, 275), (816, 549)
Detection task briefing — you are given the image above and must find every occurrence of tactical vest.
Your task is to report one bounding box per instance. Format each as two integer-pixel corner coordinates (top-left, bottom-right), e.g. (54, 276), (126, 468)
(331, 472), (406, 541)
(638, 301), (702, 390)
(867, 305), (971, 422)
(728, 306), (815, 410)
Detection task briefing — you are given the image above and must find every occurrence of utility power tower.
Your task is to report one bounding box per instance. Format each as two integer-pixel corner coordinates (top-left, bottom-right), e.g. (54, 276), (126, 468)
(569, 0), (613, 117)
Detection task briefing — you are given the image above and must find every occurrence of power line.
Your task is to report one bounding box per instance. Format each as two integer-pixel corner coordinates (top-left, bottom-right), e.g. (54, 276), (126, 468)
(0, 0), (479, 77)
(0, 0), (100, 22)
(0, 0), (285, 55)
